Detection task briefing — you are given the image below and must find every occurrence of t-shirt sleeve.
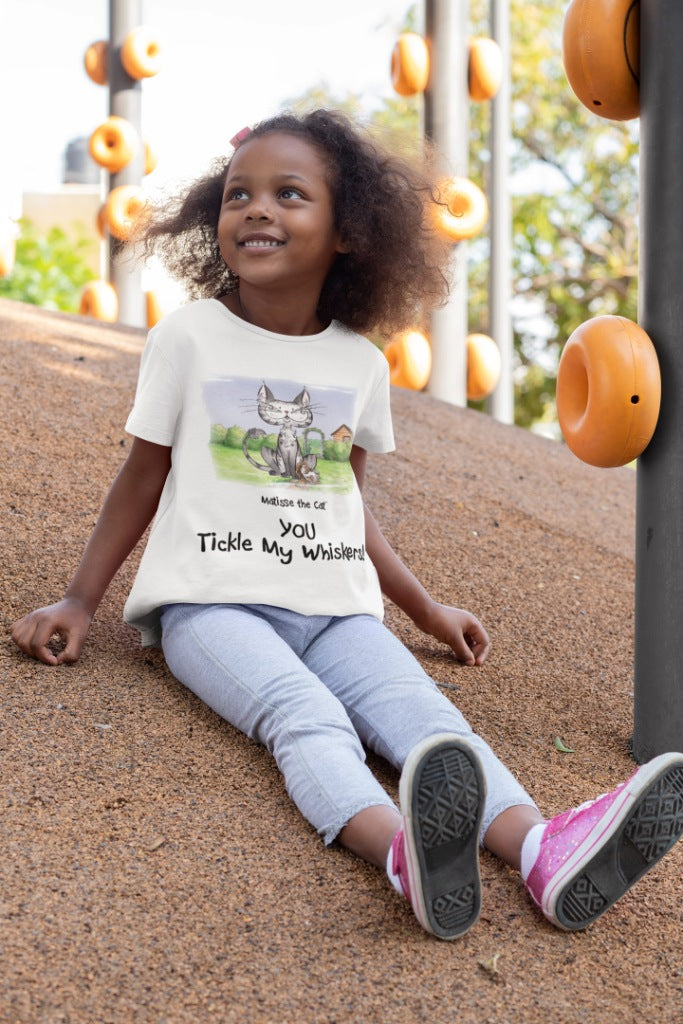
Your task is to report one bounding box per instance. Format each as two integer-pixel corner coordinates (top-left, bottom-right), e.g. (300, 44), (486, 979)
(125, 331), (182, 446)
(353, 351), (395, 453)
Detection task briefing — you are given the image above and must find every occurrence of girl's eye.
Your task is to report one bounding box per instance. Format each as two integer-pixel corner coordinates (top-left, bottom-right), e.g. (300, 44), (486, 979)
(280, 187), (304, 200)
(225, 188), (249, 202)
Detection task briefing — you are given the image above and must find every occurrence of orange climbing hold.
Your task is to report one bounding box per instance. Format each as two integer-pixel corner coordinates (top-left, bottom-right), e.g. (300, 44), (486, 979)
(562, 0), (640, 121)
(390, 33), (430, 96)
(467, 333), (501, 401)
(121, 27), (163, 79)
(144, 140), (158, 176)
(384, 330), (432, 390)
(434, 177), (488, 242)
(0, 222), (16, 278)
(146, 291), (163, 328)
(468, 38), (503, 102)
(96, 203), (107, 240)
(79, 281), (118, 322)
(84, 40), (108, 86)
(105, 185), (146, 241)
(556, 315), (661, 468)
(89, 116), (138, 174)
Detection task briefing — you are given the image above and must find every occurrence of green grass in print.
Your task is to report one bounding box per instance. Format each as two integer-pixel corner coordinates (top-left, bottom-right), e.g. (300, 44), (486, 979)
(209, 444), (353, 493)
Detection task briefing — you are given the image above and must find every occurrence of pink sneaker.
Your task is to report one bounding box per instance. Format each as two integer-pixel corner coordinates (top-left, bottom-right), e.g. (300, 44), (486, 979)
(525, 752), (683, 930)
(391, 734), (485, 939)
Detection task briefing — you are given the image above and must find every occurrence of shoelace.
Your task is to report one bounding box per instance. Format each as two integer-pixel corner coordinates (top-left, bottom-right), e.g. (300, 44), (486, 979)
(562, 781), (626, 825)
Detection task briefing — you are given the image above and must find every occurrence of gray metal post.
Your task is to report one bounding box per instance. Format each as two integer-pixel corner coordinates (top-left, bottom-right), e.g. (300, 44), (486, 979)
(425, 0), (469, 407)
(634, 0), (683, 759)
(108, 0), (145, 327)
(485, 0), (514, 424)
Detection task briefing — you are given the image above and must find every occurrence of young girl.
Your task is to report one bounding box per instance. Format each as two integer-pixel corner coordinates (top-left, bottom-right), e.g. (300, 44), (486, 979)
(12, 109), (683, 939)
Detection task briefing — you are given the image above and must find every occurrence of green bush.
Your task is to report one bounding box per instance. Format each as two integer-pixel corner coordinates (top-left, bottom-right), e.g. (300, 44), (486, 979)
(224, 425), (247, 447)
(323, 440), (351, 462)
(210, 424), (228, 444)
(0, 218), (95, 313)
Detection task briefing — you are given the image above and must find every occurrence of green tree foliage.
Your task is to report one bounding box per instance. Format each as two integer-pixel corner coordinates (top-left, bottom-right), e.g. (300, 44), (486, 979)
(0, 219), (96, 313)
(285, 1), (639, 429)
(468, 0), (638, 427)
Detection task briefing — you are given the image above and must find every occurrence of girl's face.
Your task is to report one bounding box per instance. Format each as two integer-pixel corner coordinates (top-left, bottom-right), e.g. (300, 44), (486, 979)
(217, 132), (347, 298)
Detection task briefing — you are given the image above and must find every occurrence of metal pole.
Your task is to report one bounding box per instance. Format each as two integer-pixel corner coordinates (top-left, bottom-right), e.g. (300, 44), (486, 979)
(108, 0), (145, 327)
(486, 0), (514, 424)
(425, 0), (469, 407)
(633, 0), (683, 759)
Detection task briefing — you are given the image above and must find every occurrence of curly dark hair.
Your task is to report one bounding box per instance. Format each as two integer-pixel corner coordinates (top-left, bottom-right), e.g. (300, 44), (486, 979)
(134, 109), (452, 337)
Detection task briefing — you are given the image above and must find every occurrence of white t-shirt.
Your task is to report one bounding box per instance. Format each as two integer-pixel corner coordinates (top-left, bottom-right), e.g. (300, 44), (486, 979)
(123, 299), (395, 645)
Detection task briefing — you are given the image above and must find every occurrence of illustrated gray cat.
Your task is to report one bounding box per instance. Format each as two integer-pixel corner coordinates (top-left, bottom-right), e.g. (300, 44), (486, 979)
(242, 383), (320, 483)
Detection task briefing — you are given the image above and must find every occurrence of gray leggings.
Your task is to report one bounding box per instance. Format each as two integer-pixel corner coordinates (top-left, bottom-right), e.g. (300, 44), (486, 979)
(160, 603), (537, 845)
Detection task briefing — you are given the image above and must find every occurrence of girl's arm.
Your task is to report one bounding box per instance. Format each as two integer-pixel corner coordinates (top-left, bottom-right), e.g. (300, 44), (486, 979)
(11, 437), (172, 666)
(351, 445), (490, 666)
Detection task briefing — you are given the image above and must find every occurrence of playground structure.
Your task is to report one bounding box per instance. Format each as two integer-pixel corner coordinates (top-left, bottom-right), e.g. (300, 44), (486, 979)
(556, 315), (660, 469)
(555, 0), (683, 759)
(2, 0), (507, 403)
(81, 0), (162, 328)
(632, 0), (683, 760)
(385, 13), (502, 406)
(73, 0), (508, 406)
(4, 2), (679, 755)
(390, 0), (681, 757)
(387, 1), (507, 410)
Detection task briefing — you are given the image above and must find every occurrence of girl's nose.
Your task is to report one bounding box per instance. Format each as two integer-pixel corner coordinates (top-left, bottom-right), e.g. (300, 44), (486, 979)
(245, 195), (274, 220)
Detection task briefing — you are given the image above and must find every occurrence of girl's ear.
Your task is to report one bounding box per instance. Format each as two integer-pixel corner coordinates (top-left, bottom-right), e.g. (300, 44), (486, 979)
(335, 237), (351, 254)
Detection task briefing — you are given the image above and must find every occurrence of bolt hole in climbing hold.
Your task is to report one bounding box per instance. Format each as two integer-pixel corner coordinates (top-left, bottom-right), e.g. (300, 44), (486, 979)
(556, 315), (660, 467)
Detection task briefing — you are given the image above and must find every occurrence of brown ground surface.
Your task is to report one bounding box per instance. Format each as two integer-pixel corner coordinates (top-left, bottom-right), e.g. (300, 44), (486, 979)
(1, 297), (681, 1024)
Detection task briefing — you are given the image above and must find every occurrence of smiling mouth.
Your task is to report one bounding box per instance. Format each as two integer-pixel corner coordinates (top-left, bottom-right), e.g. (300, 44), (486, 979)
(240, 239), (285, 248)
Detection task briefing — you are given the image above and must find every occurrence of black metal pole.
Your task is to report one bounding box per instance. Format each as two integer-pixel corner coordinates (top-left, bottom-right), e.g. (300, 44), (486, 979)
(634, 0), (683, 759)
(108, 0), (145, 327)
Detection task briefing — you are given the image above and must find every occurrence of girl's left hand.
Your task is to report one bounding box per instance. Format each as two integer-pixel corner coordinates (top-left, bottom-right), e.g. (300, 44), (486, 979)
(423, 602), (490, 666)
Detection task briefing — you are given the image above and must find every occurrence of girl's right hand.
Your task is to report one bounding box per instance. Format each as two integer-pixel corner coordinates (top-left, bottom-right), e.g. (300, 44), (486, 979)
(11, 597), (93, 666)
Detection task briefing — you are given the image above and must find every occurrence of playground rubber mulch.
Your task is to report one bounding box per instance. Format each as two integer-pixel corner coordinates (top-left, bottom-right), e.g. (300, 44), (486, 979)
(1, 297), (681, 1024)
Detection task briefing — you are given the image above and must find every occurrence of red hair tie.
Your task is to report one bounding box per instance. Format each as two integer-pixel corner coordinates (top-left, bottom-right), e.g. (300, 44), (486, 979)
(230, 126), (252, 148)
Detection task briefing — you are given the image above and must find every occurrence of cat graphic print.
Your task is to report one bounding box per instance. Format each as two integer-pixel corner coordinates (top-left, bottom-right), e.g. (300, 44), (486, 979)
(203, 377), (356, 493)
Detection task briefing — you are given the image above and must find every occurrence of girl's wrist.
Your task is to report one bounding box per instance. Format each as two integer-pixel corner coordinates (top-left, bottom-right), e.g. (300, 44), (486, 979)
(63, 589), (98, 619)
(410, 595), (441, 636)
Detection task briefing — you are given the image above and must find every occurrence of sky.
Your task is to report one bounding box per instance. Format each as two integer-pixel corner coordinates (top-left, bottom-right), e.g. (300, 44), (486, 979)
(2, 0), (416, 202)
